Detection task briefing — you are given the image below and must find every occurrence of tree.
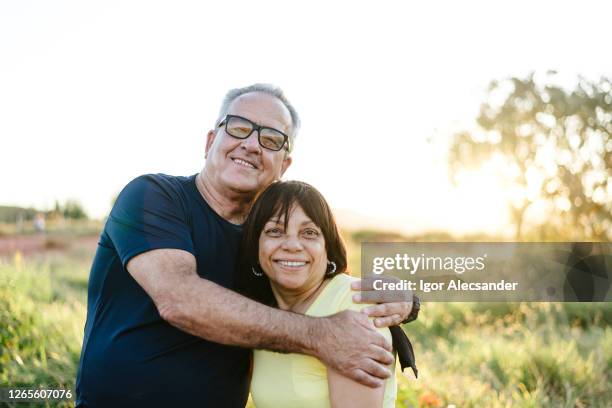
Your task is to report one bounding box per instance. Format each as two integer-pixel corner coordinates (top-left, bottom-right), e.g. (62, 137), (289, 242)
(448, 72), (611, 240)
(62, 199), (88, 220)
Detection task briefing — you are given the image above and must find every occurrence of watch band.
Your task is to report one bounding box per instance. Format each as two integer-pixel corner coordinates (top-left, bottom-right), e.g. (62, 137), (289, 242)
(401, 295), (420, 324)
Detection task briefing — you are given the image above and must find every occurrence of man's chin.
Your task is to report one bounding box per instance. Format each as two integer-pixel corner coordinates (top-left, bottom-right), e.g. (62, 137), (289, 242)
(223, 177), (264, 195)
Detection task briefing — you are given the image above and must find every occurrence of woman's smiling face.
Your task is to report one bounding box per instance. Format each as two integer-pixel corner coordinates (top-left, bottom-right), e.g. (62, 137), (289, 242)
(258, 204), (328, 292)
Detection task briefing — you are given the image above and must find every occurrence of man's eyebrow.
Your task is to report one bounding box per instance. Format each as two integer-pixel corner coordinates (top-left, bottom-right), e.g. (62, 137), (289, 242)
(230, 113), (288, 133)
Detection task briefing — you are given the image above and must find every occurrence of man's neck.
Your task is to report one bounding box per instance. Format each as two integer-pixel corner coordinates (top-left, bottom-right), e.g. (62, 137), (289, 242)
(195, 170), (254, 225)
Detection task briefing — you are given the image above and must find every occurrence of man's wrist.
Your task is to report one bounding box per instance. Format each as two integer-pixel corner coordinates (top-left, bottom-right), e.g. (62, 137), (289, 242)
(401, 296), (420, 324)
(303, 316), (324, 358)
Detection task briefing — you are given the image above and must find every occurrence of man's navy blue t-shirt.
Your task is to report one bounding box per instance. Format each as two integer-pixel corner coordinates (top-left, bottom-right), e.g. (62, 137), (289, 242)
(75, 174), (250, 407)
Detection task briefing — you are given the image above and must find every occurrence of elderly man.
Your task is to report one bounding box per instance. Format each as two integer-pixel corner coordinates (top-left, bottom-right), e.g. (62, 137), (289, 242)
(75, 84), (414, 407)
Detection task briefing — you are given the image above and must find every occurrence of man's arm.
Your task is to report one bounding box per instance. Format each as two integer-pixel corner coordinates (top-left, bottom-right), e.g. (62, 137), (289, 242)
(127, 248), (394, 388)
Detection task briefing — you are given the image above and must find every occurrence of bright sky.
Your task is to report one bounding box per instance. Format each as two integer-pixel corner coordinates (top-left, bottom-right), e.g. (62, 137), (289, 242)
(1, 0), (610, 236)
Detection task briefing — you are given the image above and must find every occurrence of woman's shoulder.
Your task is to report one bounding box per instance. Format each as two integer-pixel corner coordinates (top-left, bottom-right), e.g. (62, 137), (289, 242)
(310, 273), (392, 341)
(309, 273), (365, 315)
(328, 272), (358, 291)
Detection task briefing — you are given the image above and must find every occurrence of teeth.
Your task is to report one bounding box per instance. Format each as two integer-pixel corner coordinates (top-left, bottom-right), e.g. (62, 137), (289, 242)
(233, 158), (255, 169)
(278, 260), (307, 267)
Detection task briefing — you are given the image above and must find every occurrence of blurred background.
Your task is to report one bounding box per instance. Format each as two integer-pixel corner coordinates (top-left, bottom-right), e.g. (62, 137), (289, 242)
(1, 1), (610, 407)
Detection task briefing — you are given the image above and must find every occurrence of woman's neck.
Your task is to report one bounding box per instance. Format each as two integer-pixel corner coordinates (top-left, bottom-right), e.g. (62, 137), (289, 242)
(270, 278), (332, 314)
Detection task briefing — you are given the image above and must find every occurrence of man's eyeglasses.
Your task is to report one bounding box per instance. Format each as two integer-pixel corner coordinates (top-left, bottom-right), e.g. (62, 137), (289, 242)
(218, 115), (290, 152)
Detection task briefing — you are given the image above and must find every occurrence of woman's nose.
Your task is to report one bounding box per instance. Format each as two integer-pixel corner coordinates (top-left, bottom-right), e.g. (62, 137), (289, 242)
(281, 235), (303, 251)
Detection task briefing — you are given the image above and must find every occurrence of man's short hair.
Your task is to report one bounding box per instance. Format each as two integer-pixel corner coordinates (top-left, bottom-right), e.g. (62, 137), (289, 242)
(217, 83), (300, 151)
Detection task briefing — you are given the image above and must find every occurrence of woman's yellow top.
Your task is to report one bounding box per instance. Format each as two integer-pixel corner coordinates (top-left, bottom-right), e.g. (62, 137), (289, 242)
(251, 273), (397, 408)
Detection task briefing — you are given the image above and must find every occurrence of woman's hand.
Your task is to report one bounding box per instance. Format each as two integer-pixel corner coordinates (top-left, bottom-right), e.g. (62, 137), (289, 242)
(350, 276), (414, 327)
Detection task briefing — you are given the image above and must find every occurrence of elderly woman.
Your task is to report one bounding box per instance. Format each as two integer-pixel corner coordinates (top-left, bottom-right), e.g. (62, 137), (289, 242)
(238, 181), (416, 408)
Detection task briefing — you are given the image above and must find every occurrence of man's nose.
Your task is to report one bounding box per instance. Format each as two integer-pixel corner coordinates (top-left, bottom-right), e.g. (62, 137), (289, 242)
(241, 130), (262, 153)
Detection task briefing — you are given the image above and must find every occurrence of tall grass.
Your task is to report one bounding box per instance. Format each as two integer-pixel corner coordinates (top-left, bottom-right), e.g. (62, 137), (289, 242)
(0, 253), (87, 408)
(396, 302), (612, 407)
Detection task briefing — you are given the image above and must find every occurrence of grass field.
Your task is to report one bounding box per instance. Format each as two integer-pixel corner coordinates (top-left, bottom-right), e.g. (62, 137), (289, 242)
(1, 232), (610, 407)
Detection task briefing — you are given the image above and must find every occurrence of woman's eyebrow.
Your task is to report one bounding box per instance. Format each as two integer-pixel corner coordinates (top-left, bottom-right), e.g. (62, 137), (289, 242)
(265, 218), (319, 228)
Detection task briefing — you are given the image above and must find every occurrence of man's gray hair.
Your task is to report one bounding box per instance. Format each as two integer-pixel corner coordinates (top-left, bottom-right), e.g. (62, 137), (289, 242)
(216, 83), (300, 151)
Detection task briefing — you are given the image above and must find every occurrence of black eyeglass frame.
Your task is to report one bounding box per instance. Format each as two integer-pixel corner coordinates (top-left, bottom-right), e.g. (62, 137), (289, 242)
(218, 114), (290, 152)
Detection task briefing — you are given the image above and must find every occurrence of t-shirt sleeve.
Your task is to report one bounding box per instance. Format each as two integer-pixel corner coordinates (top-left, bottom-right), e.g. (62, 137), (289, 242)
(105, 174), (195, 267)
(335, 279), (393, 344)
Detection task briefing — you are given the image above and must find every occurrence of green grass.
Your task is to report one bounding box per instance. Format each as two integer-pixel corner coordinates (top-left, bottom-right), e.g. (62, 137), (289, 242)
(396, 302), (611, 407)
(0, 253), (88, 408)
(1, 235), (610, 407)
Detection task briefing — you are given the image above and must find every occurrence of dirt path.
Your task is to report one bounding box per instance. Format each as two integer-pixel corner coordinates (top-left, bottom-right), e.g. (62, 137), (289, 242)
(0, 234), (99, 256)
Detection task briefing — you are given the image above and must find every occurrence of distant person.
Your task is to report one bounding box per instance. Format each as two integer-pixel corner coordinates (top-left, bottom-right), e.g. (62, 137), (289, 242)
(239, 181), (418, 408)
(34, 213), (46, 233)
(76, 84), (417, 407)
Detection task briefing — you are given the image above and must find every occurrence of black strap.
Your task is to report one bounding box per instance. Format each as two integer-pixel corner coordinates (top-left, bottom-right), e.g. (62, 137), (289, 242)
(389, 325), (418, 378)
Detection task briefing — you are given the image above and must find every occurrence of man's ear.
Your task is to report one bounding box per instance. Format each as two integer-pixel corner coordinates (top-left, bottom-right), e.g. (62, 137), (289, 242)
(205, 130), (216, 158)
(280, 154), (292, 177)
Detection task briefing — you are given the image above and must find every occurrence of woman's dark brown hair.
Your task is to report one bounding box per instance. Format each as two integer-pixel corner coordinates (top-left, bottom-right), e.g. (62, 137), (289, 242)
(236, 180), (347, 305)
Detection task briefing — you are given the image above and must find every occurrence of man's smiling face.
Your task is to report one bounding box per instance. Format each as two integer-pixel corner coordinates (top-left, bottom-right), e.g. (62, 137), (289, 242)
(204, 92), (293, 196)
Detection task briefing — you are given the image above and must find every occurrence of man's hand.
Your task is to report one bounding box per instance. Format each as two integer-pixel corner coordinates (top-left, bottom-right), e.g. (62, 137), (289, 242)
(313, 310), (394, 388)
(351, 275), (414, 327)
